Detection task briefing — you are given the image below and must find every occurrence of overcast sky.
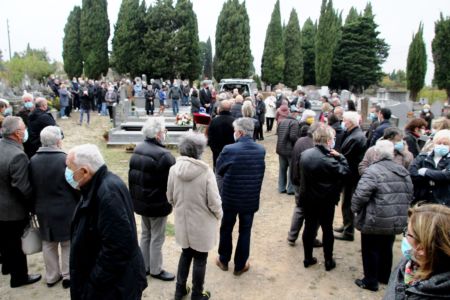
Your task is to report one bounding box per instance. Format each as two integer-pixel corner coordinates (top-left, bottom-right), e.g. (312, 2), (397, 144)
(0, 0), (447, 84)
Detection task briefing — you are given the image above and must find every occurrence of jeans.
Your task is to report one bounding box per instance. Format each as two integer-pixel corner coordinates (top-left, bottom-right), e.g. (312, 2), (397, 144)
(101, 103), (107, 116)
(361, 233), (395, 286)
(172, 98), (179, 115)
(175, 248), (208, 300)
(139, 216), (167, 275)
(79, 109), (90, 124)
(182, 95), (189, 106)
(278, 155), (294, 193)
(218, 211), (254, 271)
(60, 107), (66, 118)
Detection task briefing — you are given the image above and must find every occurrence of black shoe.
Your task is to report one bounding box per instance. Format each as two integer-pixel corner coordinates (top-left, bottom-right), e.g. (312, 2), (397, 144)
(334, 232), (354, 241)
(62, 279), (70, 289)
(287, 238), (296, 246)
(11, 274), (42, 288)
(325, 259), (336, 271)
(313, 239), (323, 248)
(287, 191), (295, 195)
(193, 290), (211, 300)
(280, 190), (287, 194)
(215, 256), (229, 271)
(303, 257), (317, 268)
(333, 226), (345, 233)
(355, 278), (379, 291)
(47, 275), (63, 287)
(174, 285), (190, 300)
(150, 270), (175, 281)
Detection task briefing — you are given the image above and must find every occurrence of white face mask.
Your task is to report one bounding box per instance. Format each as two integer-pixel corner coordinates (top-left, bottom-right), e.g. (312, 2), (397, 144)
(234, 132), (240, 142)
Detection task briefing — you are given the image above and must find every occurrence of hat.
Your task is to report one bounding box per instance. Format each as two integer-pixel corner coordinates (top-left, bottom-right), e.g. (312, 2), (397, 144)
(423, 104), (431, 110)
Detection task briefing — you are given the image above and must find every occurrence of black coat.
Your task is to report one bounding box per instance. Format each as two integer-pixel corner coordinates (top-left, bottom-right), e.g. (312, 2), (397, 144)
(191, 96), (201, 113)
(29, 148), (79, 241)
(199, 88), (211, 107)
(70, 166), (147, 300)
(207, 111), (235, 156)
(128, 139), (175, 217)
(290, 135), (314, 186)
(369, 119), (391, 147)
(27, 108), (57, 158)
(404, 130), (422, 158)
(80, 93), (94, 110)
(330, 121), (345, 152)
(255, 100), (266, 125)
(276, 116), (300, 158)
(230, 103), (243, 119)
(341, 127), (367, 183)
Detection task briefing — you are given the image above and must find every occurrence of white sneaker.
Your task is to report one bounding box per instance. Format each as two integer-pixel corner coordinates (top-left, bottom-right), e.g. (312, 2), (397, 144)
(61, 116), (68, 119)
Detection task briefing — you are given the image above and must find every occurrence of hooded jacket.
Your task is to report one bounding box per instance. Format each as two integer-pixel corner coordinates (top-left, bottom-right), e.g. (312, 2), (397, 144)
(167, 156), (222, 252)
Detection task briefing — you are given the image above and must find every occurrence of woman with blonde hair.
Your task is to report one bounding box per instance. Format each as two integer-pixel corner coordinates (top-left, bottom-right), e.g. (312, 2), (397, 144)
(384, 204), (450, 299)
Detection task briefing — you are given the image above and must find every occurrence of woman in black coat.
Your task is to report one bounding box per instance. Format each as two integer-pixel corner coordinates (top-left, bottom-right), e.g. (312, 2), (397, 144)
(29, 126), (79, 288)
(404, 118), (428, 157)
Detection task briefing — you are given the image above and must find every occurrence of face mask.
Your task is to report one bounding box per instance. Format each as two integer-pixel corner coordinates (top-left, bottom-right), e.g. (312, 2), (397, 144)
(434, 144), (449, 157)
(4, 107), (12, 116)
(65, 167), (80, 189)
(296, 115), (302, 121)
(369, 112), (377, 121)
(22, 129), (29, 143)
(330, 139), (336, 149)
(423, 109), (429, 113)
(394, 141), (404, 152)
(341, 122), (347, 131)
(420, 129), (426, 135)
(24, 102), (34, 109)
(401, 237), (413, 261)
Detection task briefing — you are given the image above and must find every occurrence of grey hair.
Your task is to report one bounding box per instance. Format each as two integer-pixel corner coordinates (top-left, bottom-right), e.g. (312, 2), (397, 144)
(179, 131), (207, 159)
(241, 100), (255, 118)
(1, 116), (23, 137)
(68, 144), (105, 173)
(233, 117), (254, 137)
(374, 140), (394, 160)
(433, 129), (450, 143)
(312, 124), (335, 145)
(343, 111), (360, 126)
(218, 93), (228, 101)
(142, 117), (165, 139)
(35, 97), (47, 108)
(40, 126), (62, 147)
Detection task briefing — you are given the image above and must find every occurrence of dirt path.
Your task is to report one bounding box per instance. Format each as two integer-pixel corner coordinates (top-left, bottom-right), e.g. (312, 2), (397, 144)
(0, 112), (400, 299)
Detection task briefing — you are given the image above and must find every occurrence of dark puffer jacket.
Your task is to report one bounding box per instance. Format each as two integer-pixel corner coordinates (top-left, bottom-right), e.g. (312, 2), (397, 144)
(352, 159), (413, 235)
(128, 138), (175, 217)
(276, 116), (299, 158)
(383, 258), (450, 300)
(216, 136), (265, 213)
(409, 151), (450, 206)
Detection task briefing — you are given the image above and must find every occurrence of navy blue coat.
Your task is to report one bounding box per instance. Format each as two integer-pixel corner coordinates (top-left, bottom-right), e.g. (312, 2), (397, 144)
(369, 119), (391, 147)
(216, 136), (265, 213)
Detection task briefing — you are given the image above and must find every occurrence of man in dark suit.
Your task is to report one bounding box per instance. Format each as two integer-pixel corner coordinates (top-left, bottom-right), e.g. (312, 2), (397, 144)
(199, 82), (212, 114)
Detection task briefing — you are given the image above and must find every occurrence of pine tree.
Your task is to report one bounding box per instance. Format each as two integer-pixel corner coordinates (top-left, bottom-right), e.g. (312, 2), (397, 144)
(345, 6), (359, 25)
(261, 0), (284, 86)
(302, 18), (316, 85)
(407, 23), (427, 101)
(80, 0), (110, 79)
(315, 0), (340, 86)
(173, 0), (201, 82)
(283, 9), (303, 89)
(432, 13), (450, 102)
(111, 0), (142, 77)
(63, 6), (83, 79)
(213, 0), (253, 82)
(203, 37), (213, 79)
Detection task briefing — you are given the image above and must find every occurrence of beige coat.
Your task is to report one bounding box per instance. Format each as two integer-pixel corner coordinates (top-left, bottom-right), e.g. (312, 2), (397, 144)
(167, 156), (223, 253)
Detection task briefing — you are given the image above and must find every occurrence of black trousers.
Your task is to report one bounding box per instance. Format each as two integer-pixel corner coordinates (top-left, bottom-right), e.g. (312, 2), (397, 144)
(341, 181), (357, 234)
(361, 233), (395, 286)
(266, 117), (275, 131)
(302, 204), (335, 261)
(176, 248), (208, 299)
(0, 219), (29, 284)
(107, 106), (114, 120)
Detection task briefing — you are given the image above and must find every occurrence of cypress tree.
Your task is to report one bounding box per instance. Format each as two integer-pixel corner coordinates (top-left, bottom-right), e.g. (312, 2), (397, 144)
(80, 0), (110, 79)
(283, 9), (303, 89)
(173, 0), (201, 82)
(432, 13), (450, 102)
(63, 6), (83, 79)
(213, 0), (253, 82)
(261, 0), (284, 86)
(111, 0), (142, 77)
(345, 7), (359, 25)
(203, 37), (213, 79)
(302, 18), (316, 86)
(315, 0), (339, 86)
(407, 23), (427, 101)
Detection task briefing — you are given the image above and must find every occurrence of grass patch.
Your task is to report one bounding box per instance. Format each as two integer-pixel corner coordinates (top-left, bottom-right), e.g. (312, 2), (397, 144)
(165, 222), (175, 236)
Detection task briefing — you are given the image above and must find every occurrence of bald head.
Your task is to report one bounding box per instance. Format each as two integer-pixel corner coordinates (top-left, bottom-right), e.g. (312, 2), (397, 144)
(219, 100), (232, 112)
(235, 95), (243, 103)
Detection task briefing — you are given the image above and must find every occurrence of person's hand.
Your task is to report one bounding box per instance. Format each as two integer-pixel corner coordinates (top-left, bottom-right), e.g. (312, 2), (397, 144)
(329, 149), (340, 157)
(418, 168), (427, 176)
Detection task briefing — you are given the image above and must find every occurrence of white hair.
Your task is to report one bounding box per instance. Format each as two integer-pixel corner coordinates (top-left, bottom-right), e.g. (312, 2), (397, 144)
(374, 140), (394, 160)
(1, 116), (23, 137)
(301, 109), (316, 122)
(22, 93), (34, 102)
(241, 101), (255, 118)
(179, 131), (207, 159)
(69, 144), (105, 173)
(433, 129), (450, 143)
(343, 111), (360, 126)
(218, 92), (228, 101)
(40, 126), (62, 147)
(142, 117), (165, 139)
(233, 117), (254, 137)
(35, 97), (47, 108)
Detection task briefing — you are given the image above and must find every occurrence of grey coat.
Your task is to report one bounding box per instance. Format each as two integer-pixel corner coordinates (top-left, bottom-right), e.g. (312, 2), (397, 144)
(29, 147), (79, 241)
(352, 159), (413, 235)
(383, 258), (450, 299)
(0, 138), (32, 221)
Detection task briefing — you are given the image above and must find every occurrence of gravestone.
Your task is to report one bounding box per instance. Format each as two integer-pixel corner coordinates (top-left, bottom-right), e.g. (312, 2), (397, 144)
(388, 102), (411, 129)
(431, 101), (443, 117)
(319, 86), (329, 97)
(340, 90), (351, 102)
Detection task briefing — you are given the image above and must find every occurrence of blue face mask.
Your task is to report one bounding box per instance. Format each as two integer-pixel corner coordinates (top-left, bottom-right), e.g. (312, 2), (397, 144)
(4, 107), (12, 116)
(341, 122), (347, 131)
(65, 167), (80, 189)
(22, 129), (29, 143)
(394, 141), (404, 152)
(401, 237), (413, 261)
(330, 139), (336, 149)
(369, 112), (377, 121)
(434, 144), (449, 157)
(24, 102), (34, 109)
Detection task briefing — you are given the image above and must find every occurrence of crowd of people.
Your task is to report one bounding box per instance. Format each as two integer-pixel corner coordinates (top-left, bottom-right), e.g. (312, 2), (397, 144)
(0, 83), (450, 300)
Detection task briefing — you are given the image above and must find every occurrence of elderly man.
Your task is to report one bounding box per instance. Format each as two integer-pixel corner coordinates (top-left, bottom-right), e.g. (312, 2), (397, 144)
(29, 126), (79, 289)
(16, 92), (35, 127)
(230, 95), (244, 119)
(276, 107), (301, 195)
(215, 118), (266, 276)
(27, 97), (57, 158)
(334, 111), (367, 241)
(67, 144), (147, 299)
(207, 100), (235, 169)
(128, 117), (176, 281)
(0, 116), (42, 288)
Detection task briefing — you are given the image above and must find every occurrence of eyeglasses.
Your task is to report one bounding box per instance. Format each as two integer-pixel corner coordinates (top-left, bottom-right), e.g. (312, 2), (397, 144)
(402, 227), (416, 240)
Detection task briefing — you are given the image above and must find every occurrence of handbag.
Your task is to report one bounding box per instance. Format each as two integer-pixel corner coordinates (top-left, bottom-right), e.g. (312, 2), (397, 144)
(21, 215), (42, 255)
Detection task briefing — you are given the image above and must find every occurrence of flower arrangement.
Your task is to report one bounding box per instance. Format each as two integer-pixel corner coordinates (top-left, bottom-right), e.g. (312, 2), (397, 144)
(175, 113), (192, 126)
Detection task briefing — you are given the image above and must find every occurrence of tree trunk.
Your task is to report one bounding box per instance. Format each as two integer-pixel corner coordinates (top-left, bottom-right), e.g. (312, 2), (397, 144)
(447, 89), (450, 105)
(410, 90), (418, 102)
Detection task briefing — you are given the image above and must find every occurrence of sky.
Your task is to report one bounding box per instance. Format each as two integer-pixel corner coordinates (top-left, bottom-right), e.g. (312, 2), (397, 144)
(0, 0), (448, 84)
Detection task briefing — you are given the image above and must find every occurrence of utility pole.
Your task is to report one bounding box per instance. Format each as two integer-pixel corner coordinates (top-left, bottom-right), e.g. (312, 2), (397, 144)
(7, 19), (12, 59)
